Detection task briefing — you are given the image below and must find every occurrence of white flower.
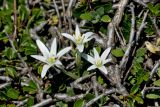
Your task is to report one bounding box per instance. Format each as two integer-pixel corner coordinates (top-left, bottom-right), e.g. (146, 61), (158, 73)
(82, 47), (112, 74)
(31, 38), (71, 78)
(61, 25), (94, 52)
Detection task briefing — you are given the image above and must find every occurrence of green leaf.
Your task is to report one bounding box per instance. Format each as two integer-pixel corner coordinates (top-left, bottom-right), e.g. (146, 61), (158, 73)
(101, 15), (111, 22)
(98, 76), (104, 85)
(18, 5), (29, 21)
(135, 96), (144, 104)
(136, 48), (146, 57)
(111, 48), (124, 57)
(95, 46), (101, 54)
(3, 47), (17, 60)
(127, 99), (134, 107)
(153, 79), (160, 86)
(157, 68), (160, 78)
(146, 94), (160, 99)
(80, 12), (92, 21)
(7, 88), (19, 99)
(27, 96), (34, 106)
(29, 80), (37, 89)
(5, 67), (16, 78)
(66, 87), (75, 96)
(0, 91), (8, 101)
(73, 99), (84, 107)
(135, 57), (144, 63)
(56, 101), (68, 107)
(96, 7), (104, 16)
(7, 104), (16, 107)
(23, 86), (37, 94)
(85, 93), (95, 101)
(130, 84), (139, 94)
(0, 104), (6, 107)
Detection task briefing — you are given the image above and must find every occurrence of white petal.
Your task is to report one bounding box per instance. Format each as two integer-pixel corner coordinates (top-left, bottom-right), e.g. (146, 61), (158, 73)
(41, 64), (51, 78)
(57, 47), (72, 58)
(30, 55), (47, 63)
(61, 33), (75, 43)
(83, 37), (93, 43)
(75, 25), (81, 37)
(99, 66), (108, 75)
(50, 38), (57, 56)
(87, 65), (97, 71)
(36, 40), (50, 57)
(77, 44), (84, 52)
(55, 60), (62, 66)
(83, 32), (94, 39)
(93, 48), (100, 59)
(81, 53), (95, 64)
(103, 58), (112, 64)
(101, 47), (111, 60)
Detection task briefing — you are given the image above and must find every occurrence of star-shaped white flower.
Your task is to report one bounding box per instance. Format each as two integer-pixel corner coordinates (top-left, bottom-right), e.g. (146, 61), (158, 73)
(82, 47), (112, 74)
(61, 25), (94, 52)
(31, 38), (71, 78)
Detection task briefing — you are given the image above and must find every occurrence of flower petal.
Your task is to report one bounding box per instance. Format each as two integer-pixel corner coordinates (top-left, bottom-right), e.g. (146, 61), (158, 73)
(101, 47), (111, 60)
(55, 60), (63, 67)
(57, 47), (72, 58)
(99, 66), (108, 75)
(87, 65), (97, 71)
(41, 64), (51, 78)
(75, 25), (81, 37)
(103, 58), (112, 64)
(77, 44), (84, 52)
(36, 39), (50, 57)
(61, 33), (75, 43)
(93, 48), (100, 59)
(83, 32), (94, 40)
(81, 53), (95, 64)
(83, 37), (93, 43)
(30, 55), (47, 63)
(50, 38), (57, 56)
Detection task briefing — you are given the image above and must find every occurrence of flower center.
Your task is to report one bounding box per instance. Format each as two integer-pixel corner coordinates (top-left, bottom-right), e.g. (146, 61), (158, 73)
(47, 56), (56, 64)
(75, 35), (83, 44)
(95, 59), (102, 67)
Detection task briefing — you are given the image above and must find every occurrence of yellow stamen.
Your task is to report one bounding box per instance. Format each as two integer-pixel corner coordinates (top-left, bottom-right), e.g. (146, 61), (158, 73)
(47, 56), (56, 64)
(95, 59), (102, 67)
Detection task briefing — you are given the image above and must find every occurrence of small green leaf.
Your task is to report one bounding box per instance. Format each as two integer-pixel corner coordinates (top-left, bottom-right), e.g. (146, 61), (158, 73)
(111, 48), (124, 57)
(96, 7), (104, 16)
(56, 101), (68, 107)
(157, 68), (160, 78)
(27, 96), (34, 106)
(0, 104), (6, 107)
(135, 96), (144, 104)
(29, 80), (37, 89)
(146, 94), (160, 99)
(153, 79), (160, 86)
(85, 93), (95, 101)
(101, 15), (111, 22)
(7, 104), (16, 107)
(23, 86), (37, 94)
(135, 57), (144, 63)
(73, 99), (84, 107)
(3, 47), (17, 60)
(80, 12), (92, 21)
(98, 76), (104, 85)
(7, 88), (19, 99)
(5, 67), (16, 78)
(136, 48), (146, 57)
(130, 84), (139, 94)
(66, 87), (75, 96)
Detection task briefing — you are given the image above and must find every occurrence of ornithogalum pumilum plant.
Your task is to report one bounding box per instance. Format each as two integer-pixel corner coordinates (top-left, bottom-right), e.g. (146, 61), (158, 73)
(82, 47), (112, 75)
(61, 25), (94, 52)
(31, 38), (72, 78)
